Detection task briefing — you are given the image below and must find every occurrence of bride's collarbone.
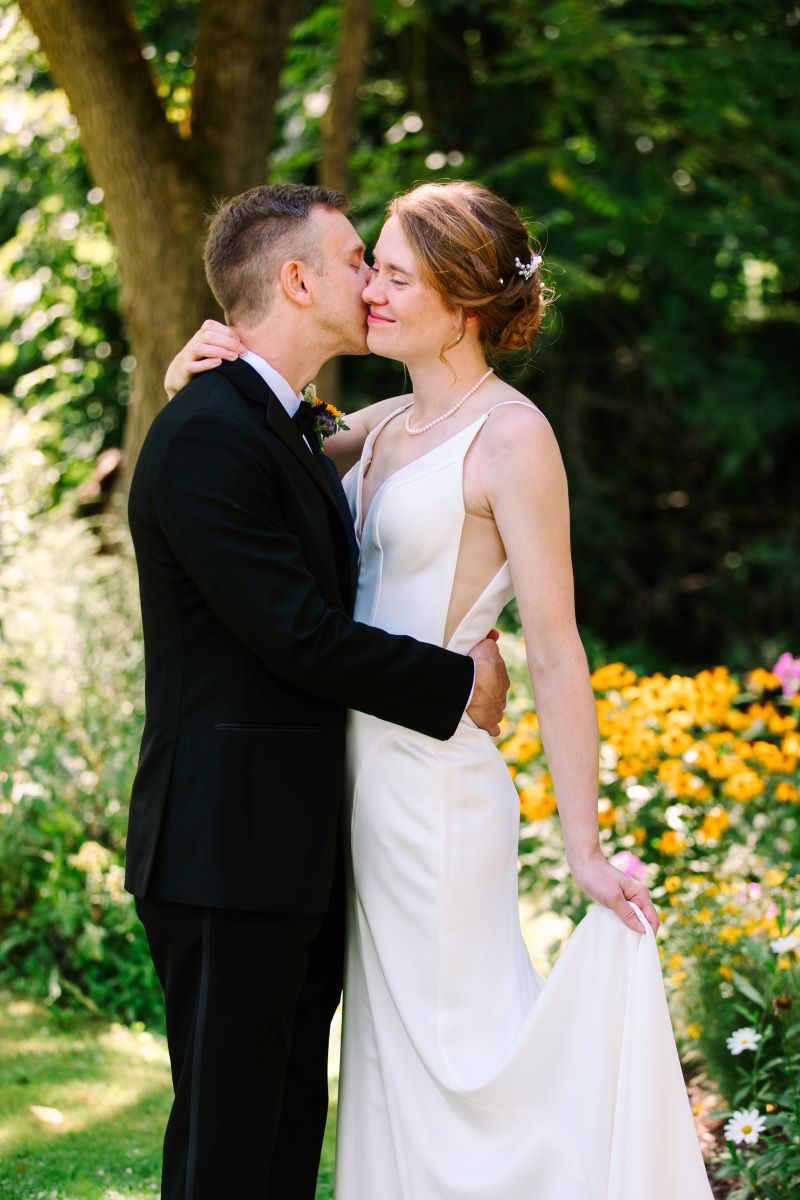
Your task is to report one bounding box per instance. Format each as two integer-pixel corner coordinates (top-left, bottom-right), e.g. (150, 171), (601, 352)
(364, 401), (497, 486)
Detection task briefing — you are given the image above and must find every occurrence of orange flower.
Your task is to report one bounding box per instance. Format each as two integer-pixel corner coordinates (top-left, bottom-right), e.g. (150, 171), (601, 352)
(597, 799), (617, 827)
(657, 830), (686, 856)
(519, 784), (557, 822)
(723, 770), (765, 802)
(590, 662), (637, 691)
(698, 808), (730, 841)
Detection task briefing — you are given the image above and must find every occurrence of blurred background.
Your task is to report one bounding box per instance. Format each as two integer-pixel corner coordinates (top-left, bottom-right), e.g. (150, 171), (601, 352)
(1, 3), (798, 1197)
(2, 0), (798, 669)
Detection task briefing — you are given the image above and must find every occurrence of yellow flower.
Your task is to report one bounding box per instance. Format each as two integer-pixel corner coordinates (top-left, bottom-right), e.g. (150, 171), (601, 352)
(519, 784), (557, 822)
(615, 756), (647, 777)
(694, 907), (713, 924)
(748, 740), (786, 771)
(719, 924), (743, 944)
(747, 668), (782, 693)
(668, 970), (688, 986)
(723, 769), (765, 802)
(781, 732), (800, 757)
(597, 798), (617, 827)
(698, 808), (730, 841)
(764, 868), (786, 887)
(718, 965), (733, 980)
(657, 830), (686, 856)
(685, 741), (717, 771)
(664, 875), (682, 893)
(660, 729), (693, 755)
(516, 712), (540, 734)
(501, 732), (541, 764)
(776, 782), (799, 803)
(632, 826), (646, 845)
(778, 956), (792, 970)
(668, 952), (683, 970)
(686, 1023), (702, 1039)
(590, 662), (637, 691)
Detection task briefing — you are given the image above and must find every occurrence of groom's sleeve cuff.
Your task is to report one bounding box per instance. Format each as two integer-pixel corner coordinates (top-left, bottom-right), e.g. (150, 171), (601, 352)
(464, 663), (476, 712)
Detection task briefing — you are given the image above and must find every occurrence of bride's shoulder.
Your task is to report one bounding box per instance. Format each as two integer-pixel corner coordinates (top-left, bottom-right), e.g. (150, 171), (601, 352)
(359, 393), (411, 434)
(482, 382), (552, 438)
(477, 384), (562, 476)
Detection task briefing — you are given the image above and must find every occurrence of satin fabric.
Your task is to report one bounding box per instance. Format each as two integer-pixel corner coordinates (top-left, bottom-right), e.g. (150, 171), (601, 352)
(335, 402), (713, 1199)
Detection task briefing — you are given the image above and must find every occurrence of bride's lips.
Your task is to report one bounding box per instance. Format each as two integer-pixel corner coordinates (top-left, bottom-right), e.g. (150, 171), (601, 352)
(367, 312), (395, 325)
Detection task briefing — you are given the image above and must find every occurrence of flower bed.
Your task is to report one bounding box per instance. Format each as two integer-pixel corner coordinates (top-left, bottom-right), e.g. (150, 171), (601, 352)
(501, 658), (800, 1197)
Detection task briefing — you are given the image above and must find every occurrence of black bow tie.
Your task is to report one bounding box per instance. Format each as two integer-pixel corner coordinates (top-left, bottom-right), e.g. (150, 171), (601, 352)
(293, 401), (317, 441)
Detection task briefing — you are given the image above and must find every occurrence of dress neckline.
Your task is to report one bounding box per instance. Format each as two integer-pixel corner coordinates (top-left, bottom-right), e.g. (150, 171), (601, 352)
(356, 405), (488, 544)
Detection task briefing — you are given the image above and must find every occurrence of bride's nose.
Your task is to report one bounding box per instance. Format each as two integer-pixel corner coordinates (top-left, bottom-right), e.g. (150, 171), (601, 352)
(362, 273), (383, 304)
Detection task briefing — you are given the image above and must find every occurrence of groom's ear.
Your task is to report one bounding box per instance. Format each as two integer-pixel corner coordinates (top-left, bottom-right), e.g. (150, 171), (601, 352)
(279, 259), (314, 307)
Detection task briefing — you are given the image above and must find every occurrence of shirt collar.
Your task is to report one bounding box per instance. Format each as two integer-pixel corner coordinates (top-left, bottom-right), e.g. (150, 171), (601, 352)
(239, 349), (303, 419)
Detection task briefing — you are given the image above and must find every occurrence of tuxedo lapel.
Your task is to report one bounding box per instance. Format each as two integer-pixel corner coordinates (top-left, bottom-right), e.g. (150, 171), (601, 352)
(215, 358), (358, 602)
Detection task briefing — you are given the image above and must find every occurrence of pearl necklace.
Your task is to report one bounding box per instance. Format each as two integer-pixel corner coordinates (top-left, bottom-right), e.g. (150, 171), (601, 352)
(405, 368), (494, 436)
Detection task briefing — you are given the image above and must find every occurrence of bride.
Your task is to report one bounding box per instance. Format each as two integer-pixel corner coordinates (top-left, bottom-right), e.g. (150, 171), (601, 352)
(167, 181), (712, 1198)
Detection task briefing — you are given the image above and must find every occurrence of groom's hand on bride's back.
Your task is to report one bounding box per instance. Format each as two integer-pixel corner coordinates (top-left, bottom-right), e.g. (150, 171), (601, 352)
(467, 631), (510, 736)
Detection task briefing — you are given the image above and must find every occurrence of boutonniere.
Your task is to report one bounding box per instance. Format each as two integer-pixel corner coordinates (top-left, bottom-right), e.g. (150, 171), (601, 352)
(300, 383), (350, 451)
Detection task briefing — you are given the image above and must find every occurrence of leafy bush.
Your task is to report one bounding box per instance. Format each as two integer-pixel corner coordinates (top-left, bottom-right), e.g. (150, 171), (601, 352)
(663, 858), (799, 1200)
(0, 398), (159, 1024)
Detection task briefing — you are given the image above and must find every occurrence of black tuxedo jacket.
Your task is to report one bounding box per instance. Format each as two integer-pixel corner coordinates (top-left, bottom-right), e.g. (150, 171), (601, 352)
(124, 359), (474, 913)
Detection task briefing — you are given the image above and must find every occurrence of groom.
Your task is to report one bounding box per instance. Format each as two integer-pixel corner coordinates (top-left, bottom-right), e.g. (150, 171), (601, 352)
(125, 183), (509, 1200)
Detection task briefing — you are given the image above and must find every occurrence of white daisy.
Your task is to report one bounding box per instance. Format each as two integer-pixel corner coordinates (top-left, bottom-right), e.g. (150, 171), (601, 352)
(726, 1027), (761, 1055)
(769, 931), (800, 955)
(724, 1109), (767, 1145)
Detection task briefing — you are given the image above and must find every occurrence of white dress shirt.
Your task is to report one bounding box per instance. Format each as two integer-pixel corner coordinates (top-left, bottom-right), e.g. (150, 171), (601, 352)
(239, 349), (303, 419)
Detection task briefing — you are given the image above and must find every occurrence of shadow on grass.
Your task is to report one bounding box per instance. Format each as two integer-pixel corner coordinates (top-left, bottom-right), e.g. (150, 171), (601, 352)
(1, 990), (337, 1199)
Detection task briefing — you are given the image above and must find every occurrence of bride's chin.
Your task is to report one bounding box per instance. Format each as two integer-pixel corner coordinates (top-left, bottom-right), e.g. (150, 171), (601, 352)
(366, 331), (402, 361)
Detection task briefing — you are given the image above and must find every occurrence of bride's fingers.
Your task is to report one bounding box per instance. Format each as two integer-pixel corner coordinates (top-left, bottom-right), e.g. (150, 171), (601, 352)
(186, 357), (221, 374)
(619, 882), (660, 935)
(613, 896), (648, 933)
(189, 339), (239, 362)
(201, 317), (229, 333)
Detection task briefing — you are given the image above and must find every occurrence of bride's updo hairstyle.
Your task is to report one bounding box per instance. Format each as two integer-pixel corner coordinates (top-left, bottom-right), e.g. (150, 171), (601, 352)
(387, 181), (552, 361)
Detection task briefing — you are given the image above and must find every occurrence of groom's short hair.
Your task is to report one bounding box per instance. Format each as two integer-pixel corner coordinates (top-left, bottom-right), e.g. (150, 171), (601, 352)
(204, 183), (348, 324)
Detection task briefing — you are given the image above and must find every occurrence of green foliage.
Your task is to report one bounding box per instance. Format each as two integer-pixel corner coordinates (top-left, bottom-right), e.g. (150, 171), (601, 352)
(0, 399), (158, 1025)
(663, 866), (800, 1200)
(3, 0), (798, 665)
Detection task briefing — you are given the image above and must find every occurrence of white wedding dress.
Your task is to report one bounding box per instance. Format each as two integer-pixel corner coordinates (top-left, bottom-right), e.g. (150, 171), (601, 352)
(336, 402), (713, 1200)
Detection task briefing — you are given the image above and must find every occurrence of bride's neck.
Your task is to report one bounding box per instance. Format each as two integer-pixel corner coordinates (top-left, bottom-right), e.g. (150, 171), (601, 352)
(405, 349), (491, 424)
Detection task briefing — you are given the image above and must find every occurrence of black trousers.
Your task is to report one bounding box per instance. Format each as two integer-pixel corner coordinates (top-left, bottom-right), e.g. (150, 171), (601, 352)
(136, 868), (344, 1200)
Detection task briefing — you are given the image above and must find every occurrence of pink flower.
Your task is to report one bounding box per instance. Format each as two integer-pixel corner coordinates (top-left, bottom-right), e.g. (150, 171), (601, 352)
(772, 652), (800, 697)
(610, 850), (647, 881)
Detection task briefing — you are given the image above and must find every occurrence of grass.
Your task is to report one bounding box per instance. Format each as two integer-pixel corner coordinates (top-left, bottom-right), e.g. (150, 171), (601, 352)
(0, 990), (336, 1199)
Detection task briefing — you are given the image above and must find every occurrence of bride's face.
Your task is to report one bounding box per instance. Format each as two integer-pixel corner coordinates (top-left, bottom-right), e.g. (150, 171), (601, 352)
(362, 216), (459, 365)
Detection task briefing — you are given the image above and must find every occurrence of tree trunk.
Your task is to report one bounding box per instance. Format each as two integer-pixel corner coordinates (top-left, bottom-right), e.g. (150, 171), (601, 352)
(316, 0), (375, 412)
(18, 0), (303, 480)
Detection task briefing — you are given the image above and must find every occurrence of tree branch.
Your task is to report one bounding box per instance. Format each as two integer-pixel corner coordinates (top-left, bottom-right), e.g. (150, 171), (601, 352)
(192, 0), (304, 196)
(319, 0), (374, 194)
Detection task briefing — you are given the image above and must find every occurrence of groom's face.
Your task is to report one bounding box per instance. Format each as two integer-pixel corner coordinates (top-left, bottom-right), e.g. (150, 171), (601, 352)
(309, 207), (373, 355)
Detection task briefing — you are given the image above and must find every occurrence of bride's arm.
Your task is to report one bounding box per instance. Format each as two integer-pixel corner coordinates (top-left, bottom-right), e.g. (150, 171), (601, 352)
(483, 406), (659, 936)
(323, 395), (406, 476)
(162, 320), (403, 477)
(164, 320), (243, 399)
